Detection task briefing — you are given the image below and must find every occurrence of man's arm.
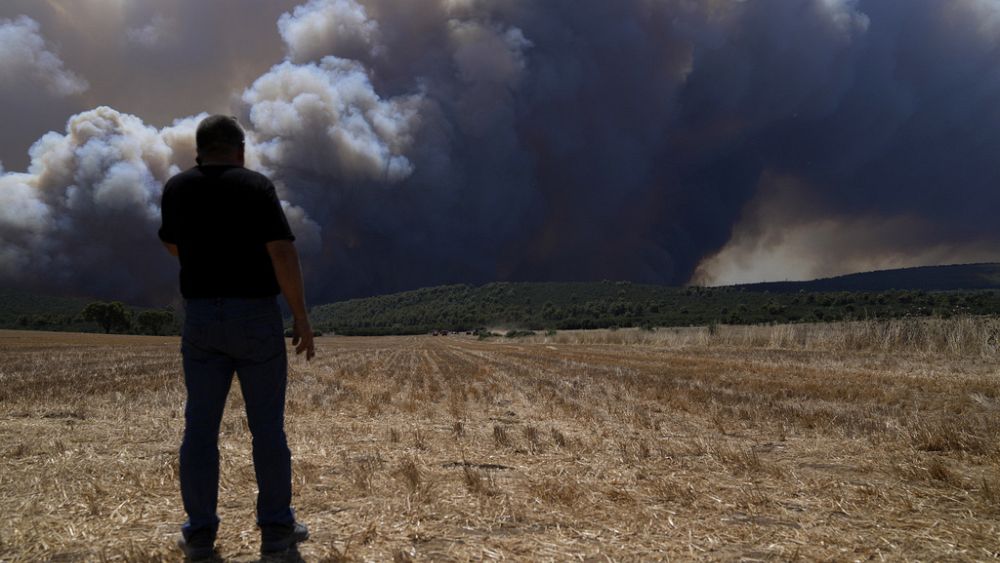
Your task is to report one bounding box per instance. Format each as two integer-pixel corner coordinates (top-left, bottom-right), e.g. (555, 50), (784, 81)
(266, 239), (315, 360)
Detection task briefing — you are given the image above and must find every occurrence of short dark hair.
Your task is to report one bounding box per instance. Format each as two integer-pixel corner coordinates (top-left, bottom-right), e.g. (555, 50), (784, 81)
(196, 115), (244, 156)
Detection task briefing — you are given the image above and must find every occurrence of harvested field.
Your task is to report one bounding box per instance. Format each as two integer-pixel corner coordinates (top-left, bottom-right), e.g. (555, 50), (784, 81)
(1, 321), (999, 561)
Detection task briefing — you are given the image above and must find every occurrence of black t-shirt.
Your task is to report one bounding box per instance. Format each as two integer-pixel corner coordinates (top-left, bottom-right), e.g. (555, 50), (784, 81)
(158, 165), (295, 299)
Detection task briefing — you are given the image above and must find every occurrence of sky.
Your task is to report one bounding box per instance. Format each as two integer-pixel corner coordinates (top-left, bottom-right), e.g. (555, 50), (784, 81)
(1, 0), (1000, 304)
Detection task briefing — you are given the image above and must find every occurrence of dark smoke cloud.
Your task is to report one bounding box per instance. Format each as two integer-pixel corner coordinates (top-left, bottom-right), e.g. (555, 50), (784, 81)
(694, 0), (1000, 283)
(2, 0), (1000, 303)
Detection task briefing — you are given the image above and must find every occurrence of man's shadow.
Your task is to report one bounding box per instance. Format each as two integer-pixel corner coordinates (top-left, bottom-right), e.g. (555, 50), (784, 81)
(204, 546), (305, 563)
(254, 546), (306, 563)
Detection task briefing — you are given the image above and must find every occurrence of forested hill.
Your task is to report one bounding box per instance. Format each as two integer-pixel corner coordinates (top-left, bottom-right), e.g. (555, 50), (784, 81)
(0, 288), (94, 329)
(5, 263), (1000, 336)
(310, 279), (1000, 336)
(739, 263), (1000, 293)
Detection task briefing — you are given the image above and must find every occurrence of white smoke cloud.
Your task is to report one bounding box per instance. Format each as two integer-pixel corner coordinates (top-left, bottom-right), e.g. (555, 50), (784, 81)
(447, 20), (531, 136)
(0, 16), (88, 97)
(279, 200), (323, 253)
(449, 21), (531, 86)
(0, 108), (179, 293)
(243, 56), (421, 183)
(819, 0), (870, 35)
(126, 15), (175, 48)
(695, 214), (1000, 286)
(278, 0), (381, 63)
(0, 172), (49, 233)
(22, 112), (165, 233)
(0, 103), (330, 298)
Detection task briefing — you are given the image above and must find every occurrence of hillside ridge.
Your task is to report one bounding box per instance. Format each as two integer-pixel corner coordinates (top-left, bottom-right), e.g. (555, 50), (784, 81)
(735, 262), (1000, 293)
(5, 263), (1000, 335)
(310, 263), (1000, 335)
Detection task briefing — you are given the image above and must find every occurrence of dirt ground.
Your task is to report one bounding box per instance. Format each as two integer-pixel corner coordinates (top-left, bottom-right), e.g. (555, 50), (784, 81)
(1, 325), (999, 561)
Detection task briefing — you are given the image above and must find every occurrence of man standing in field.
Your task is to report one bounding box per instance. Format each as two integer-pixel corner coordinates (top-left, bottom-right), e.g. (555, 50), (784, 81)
(159, 115), (315, 560)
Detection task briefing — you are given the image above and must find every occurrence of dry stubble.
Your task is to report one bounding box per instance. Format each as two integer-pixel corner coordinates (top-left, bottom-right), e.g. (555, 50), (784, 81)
(1, 321), (999, 561)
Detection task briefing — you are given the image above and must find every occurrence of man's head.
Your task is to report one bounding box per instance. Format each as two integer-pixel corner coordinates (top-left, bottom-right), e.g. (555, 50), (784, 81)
(195, 115), (245, 165)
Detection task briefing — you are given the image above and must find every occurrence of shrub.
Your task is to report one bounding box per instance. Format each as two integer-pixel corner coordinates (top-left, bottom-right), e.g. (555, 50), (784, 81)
(505, 330), (536, 338)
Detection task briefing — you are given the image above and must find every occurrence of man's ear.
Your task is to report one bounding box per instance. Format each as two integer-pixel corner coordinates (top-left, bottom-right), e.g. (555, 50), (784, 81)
(195, 156), (202, 165)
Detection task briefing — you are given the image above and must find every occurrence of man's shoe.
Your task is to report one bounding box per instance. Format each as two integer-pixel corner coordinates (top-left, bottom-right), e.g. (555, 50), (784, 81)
(291, 521), (309, 543)
(176, 533), (219, 562)
(261, 521), (309, 554)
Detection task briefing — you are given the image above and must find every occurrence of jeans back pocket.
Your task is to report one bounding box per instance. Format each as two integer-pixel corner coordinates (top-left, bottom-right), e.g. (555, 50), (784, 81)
(237, 315), (284, 363)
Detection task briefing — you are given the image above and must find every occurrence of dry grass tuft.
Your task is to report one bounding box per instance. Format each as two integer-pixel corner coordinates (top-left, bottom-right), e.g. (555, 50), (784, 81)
(493, 424), (511, 448)
(529, 477), (581, 506)
(980, 476), (1000, 504)
(550, 427), (568, 448)
(462, 465), (500, 497)
(713, 444), (762, 475)
(349, 455), (381, 496)
(926, 458), (959, 485)
(522, 425), (541, 453)
(395, 457), (422, 493)
(412, 428), (428, 451)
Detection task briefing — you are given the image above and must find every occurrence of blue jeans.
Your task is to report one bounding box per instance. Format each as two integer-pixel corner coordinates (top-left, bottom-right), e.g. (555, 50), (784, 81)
(179, 297), (294, 539)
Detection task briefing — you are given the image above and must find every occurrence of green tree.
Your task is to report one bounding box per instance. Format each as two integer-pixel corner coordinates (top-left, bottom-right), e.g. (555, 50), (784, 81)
(80, 301), (132, 334)
(136, 310), (174, 335)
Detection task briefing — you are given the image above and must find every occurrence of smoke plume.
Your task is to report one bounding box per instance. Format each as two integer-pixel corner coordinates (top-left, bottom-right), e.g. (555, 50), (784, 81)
(2, 0), (1000, 302)
(0, 16), (87, 97)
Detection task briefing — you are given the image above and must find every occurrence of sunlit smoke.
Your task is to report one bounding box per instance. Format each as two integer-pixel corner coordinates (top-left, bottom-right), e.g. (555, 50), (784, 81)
(243, 57), (421, 183)
(0, 16), (88, 97)
(278, 0), (382, 63)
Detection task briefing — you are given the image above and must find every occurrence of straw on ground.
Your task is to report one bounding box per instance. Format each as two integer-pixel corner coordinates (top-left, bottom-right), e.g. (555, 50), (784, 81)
(1, 319), (999, 560)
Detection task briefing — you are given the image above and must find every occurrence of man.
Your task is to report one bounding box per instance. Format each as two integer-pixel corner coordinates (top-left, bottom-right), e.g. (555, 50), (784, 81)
(159, 115), (314, 560)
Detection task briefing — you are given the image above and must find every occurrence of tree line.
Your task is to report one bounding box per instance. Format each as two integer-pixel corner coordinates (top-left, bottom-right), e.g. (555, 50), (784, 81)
(310, 282), (1000, 336)
(9, 281), (1000, 337)
(15, 301), (178, 335)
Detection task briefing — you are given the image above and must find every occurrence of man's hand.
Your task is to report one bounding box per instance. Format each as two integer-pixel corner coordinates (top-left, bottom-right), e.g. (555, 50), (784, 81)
(291, 317), (315, 361)
(267, 239), (315, 361)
